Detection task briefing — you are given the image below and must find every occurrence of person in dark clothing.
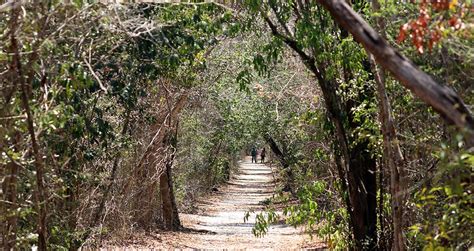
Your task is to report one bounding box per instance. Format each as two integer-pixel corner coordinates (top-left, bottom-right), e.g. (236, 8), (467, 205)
(260, 148), (266, 163)
(251, 147), (257, 163)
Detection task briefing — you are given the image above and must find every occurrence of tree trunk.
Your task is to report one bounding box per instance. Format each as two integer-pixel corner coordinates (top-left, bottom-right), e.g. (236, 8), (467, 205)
(378, 154), (387, 249)
(1, 5), (21, 250)
(1, 89), (21, 249)
(370, 55), (405, 250)
(316, 67), (378, 249)
(160, 121), (181, 230)
(19, 56), (48, 251)
(160, 151), (181, 230)
(263, 14), (377, 249)
(2, 161), (19, 250)
(318, 0), (474, 146)
(131, 94), (187, 229)
(348, 141), (377, 249)
(9, 4), (48, 249)
(340, 21), (378, 248)
(368, 1), (406, 249)
(264, 135), (295, 194)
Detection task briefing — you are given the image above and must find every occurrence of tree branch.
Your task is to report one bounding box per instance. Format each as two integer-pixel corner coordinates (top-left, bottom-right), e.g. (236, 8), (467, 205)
(318, 0), (474, 145)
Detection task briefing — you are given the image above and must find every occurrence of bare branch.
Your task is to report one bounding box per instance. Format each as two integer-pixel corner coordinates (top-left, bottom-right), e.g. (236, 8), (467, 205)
(83, 39), (108, 93)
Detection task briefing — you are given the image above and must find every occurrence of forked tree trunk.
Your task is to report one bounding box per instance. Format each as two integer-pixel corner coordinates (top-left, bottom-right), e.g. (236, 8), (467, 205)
(133, 93), (187, 229)
(131, 94), (187, 229)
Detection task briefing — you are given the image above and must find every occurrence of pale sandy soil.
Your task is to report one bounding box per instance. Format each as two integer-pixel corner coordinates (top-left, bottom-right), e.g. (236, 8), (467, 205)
(100, 158), (326, 250)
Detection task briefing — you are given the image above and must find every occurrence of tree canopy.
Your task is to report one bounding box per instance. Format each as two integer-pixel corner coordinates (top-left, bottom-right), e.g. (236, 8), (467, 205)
(1, 1), (472, 250)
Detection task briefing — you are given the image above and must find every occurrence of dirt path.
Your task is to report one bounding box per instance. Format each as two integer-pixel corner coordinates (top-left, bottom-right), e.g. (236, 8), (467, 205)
(104, 157), (325, 250)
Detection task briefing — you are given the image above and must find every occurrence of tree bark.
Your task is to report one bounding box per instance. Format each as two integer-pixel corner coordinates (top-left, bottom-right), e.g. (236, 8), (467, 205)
(263, 9), (381, 248)
(264, 14), (380, 248)
(340, 19), (378, 248)
(160, 93), (185, 230)
(318, 0), (474, 146)
(132, 93), (187, 229)
(160, 122), (181, 230)
(19, 51), (48, 251)
(369, 1), (406, 249)
(2, 161), (19, 249)
(1, 5), (20, 249)
(9, 4), (48, 249)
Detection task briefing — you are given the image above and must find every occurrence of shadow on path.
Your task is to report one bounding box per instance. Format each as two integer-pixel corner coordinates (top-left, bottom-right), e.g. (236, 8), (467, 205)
(173, 157), (326, 249)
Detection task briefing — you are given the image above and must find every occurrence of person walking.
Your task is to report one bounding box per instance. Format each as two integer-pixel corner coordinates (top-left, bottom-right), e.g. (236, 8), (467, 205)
(260, 148), (266, 163)
(251, 147), (257, 163)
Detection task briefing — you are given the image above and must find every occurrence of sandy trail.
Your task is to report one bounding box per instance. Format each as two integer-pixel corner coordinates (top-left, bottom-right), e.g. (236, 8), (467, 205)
(104, 157), (325, 250)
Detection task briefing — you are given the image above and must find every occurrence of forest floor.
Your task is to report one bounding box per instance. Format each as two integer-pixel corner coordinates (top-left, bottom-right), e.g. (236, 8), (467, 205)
(103, 157), (326, 250)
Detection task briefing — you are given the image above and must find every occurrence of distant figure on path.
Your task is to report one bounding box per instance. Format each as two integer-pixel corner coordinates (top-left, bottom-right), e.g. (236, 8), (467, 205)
(260, 148), (266, 163)
(251, 147), (257, 163)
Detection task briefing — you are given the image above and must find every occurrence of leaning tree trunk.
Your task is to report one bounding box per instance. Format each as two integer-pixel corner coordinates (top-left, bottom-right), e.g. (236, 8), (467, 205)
(19, 59), (48, 251)
(9, 4), (48, 249)
(318, 0), (474, 146)
(159, 95), (187, 230)
(263, 13), (377, 249)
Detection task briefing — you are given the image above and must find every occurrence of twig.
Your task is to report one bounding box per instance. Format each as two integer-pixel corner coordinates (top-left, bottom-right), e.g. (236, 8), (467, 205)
(83, 39), (108, 93)
(0, 114), (27, 121)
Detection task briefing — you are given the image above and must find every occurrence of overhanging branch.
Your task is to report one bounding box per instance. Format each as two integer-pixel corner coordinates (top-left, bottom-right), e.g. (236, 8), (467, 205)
(318, 0), (474, 145)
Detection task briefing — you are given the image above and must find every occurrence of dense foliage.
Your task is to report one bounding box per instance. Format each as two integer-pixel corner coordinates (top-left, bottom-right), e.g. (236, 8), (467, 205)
(1, 1), (472, 250)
